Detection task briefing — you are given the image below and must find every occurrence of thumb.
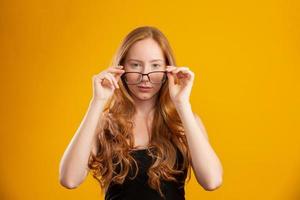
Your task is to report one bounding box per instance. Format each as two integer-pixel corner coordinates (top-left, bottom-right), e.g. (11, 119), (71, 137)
(167, 72), (175, 87)
(115, 66), (125, 81)
(115, 72), (124, 81)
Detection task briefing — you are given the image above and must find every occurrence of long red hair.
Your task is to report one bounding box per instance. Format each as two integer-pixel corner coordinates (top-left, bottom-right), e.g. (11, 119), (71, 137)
(88, 26), (192, 199)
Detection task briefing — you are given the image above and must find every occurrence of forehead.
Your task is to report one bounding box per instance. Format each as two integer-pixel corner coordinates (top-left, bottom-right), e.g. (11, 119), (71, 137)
(125, 38), (165, 61)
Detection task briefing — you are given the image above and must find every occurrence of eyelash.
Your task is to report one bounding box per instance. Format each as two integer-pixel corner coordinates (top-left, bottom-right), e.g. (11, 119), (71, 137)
(130, 63), (160, 67)
(131, 63), (140, 67)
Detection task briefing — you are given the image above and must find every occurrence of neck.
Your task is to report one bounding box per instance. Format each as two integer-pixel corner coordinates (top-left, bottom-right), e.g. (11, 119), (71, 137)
(132, 95), (157, 118)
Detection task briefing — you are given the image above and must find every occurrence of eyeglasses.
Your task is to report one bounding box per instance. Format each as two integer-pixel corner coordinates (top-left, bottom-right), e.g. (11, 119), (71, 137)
(121, 71), (168, 85)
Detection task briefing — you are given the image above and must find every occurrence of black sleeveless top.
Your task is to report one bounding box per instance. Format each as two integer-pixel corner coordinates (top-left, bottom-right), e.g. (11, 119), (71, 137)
(105, 147), (187, 200)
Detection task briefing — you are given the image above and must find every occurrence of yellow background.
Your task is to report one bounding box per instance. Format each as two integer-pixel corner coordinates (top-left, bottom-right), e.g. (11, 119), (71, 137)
(1, 0), (299, 199)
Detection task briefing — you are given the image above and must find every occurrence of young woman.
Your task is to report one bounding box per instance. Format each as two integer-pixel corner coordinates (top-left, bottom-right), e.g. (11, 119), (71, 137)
(59, 26), (223, 200)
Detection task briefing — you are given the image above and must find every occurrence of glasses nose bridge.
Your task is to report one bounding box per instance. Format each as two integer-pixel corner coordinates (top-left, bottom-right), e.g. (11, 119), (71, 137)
(123, 71), (165, 85)
(140, 72), (151, 82)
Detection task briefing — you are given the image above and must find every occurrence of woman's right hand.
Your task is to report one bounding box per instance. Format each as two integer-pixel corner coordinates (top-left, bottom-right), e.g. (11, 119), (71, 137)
(91, 65), (125, 103)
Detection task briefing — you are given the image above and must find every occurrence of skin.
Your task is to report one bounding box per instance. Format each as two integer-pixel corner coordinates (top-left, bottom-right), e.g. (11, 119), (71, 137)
(122, 38), (167, 148)
(123, 38), (166, 116)
(122, 38), (223, 190)
(59, 37), (223, 191)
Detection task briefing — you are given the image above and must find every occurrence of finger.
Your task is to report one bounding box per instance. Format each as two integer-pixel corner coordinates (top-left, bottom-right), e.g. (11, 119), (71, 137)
(165, 65), (172, 69)
(177, 70), (192, 79)
(166, 67), (179, 82)
(107, 68), (125, 74)
(107, 72), (119, 89)
(101, 73), (116, 89)
(166, 66), (176, 72)
(177, 70), (194, 81)
(108, 65), (124, 71)
(116, 65), (124, 69)
(166, 67), (179, 74)
(115, 66), (126, 80)
(177, 68), (193, 76)
(178, 70), (190, 77)
(105, 72), (118, 88)
(178, 67), (190, 72)
(107, 66), (125, 81)
(173, 67), (189, 74)
(167, 72), (175, 86)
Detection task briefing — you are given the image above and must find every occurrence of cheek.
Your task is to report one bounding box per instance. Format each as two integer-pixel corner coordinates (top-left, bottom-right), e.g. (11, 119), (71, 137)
(153, 83), (163, 91)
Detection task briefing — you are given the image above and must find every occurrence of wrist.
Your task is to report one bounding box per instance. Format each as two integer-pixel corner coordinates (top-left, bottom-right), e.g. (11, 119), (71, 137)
(90, 98), (107, 108)
(174, 101), (192, 112)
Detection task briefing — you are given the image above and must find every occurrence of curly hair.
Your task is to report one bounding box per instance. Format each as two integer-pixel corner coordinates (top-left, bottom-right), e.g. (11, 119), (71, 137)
(88, 26), (192, 199)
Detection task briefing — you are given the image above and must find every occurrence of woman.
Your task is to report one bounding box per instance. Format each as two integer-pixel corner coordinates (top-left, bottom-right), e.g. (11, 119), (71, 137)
(59, 26), (223, 200)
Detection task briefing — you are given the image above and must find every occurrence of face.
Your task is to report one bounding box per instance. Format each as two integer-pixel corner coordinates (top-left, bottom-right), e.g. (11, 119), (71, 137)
(122, 38), (167, 101)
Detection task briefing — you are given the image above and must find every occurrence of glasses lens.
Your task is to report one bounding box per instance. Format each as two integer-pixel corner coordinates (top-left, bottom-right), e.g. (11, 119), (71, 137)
(124, 72), (141, 84)
(123, 72), (166, 84)
(149, 72), (166, 83)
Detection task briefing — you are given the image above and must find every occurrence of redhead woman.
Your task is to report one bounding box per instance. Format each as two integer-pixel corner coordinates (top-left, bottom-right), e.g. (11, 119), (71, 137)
(59, 26), (223, 200)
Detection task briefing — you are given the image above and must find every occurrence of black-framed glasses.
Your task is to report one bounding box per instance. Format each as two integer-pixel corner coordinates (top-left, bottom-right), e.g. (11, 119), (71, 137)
(121, 71), (168, 85)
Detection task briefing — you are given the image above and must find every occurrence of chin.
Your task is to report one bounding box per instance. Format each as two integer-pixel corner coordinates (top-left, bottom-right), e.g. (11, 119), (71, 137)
(128, 86), (160, 101)
(136, 93), (155, 100)
(133, 90), (158, 100)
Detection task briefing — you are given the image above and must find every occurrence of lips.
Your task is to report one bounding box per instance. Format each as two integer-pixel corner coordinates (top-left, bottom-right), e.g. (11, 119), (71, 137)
(138, 86), (153, 92)
(138, 86), (153, 89)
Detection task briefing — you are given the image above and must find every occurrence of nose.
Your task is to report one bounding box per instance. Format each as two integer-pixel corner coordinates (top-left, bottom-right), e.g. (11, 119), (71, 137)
(140, 67), (151, 82)
(141, 73), (150, 82)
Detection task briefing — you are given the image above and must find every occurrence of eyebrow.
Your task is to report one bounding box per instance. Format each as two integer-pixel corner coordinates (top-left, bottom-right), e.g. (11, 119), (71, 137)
(127, 58), (164, 62)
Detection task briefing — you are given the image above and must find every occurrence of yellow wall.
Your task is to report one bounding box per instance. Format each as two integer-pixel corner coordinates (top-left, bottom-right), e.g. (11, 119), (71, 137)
(1, 0), (299, 199)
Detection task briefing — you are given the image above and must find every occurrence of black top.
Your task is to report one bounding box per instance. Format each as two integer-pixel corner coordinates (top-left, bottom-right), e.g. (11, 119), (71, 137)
(105, 147), (187, 200)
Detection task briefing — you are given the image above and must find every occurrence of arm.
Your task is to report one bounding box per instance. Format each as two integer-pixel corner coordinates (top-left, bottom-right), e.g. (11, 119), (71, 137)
(176, 103), (223, 191)
(59, 99), (105, 189)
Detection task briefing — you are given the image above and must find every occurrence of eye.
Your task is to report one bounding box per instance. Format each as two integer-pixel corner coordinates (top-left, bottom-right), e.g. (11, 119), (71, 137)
(152, 64), (161, 67)
(130, 63), (140, 67)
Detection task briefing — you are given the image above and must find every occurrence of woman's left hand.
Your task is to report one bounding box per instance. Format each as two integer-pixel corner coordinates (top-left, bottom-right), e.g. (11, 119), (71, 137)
(166, 65), (195, 107)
